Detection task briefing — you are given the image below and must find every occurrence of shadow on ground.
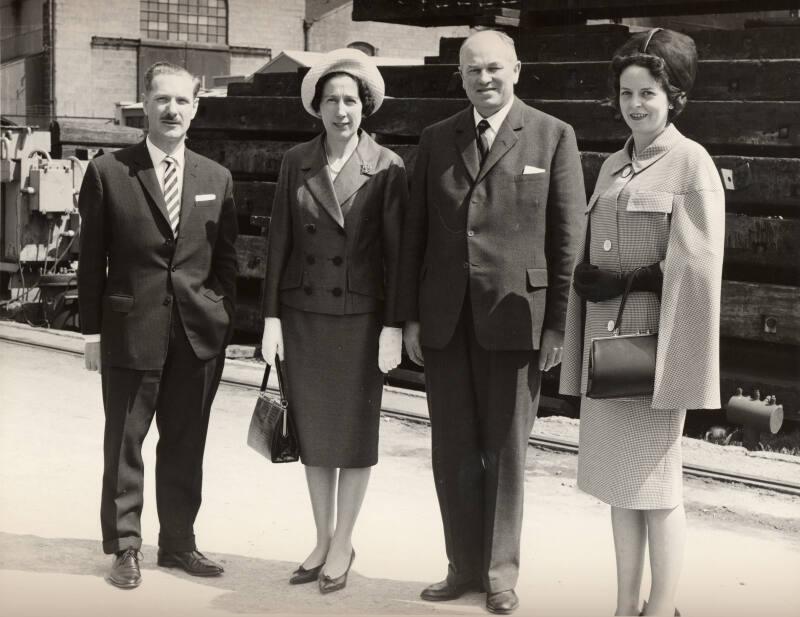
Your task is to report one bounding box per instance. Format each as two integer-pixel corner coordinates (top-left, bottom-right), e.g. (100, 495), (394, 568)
(0, 531), (485, 614)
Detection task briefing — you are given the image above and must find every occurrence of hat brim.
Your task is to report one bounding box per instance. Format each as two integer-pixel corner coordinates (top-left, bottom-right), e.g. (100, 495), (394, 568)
(300, 49), (385, 118)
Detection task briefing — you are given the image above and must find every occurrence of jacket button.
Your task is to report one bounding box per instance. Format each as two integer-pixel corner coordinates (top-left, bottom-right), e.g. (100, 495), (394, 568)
(164, 239), (173, 246)
(603, 239), (612, 251)
(337, 228), (345, 236)
(170, 266), (177, 272)
(306, 255), (316, 265)
(163, 297), (172, 306)
(332, 287), (342, 297)
(467, 230), (475, 237)
(305, 223), (316, 234)
(607, 320), (615, 332)
(463, 261), (470, 269)
(304, 286), (313, 295)
(332, 256), (343, 266)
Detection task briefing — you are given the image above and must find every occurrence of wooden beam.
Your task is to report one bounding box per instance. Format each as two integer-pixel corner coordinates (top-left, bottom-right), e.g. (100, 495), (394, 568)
(191, 97), (800, 151)
(521, 0), (799, 20)
(233, 180), (275, 215)
(720, 281), (800, 345)
(247, 61), (799, 102)
(51, 120), (143, 154)
(199, 138), (800, 213)
(724, 215), (800, 271)
(235, 234), (266, 279)
(438, 26), (800, 62)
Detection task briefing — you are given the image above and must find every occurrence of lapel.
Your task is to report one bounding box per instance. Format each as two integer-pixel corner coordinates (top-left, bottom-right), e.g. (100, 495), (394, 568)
(335, 131), (379, 219)
(301, 134), (344, 228)
(178, 148), (199, 237)
(132, 141), (171, 231)
(454, 107), (480, 183)
(475, 98), (523, 185)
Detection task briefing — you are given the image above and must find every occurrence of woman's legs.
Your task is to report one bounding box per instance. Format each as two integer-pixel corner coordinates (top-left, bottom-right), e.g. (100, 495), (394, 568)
(302, 465), (337, 569)
(611, 506), (647, 616)
(643, 503), (685, 616)
(323, 466), (372, 577)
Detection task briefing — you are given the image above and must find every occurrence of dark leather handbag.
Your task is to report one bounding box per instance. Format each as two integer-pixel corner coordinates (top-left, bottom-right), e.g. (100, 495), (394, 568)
(587, 272), (658, 399)
(247, 358), (300, 463)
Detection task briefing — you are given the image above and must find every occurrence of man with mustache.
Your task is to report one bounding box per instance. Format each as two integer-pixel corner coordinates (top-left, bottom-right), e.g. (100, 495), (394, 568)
(78, 62), (238, 588)
(398, 30), (585, 614)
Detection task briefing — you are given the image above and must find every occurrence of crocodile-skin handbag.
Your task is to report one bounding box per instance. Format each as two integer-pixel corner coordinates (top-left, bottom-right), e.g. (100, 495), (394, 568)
(587, 272), (658, 399)
(247, 358), (300, 463)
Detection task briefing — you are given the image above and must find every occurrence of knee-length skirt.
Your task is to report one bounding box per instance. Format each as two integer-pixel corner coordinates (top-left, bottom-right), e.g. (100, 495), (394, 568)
(281, 305), (383, 468)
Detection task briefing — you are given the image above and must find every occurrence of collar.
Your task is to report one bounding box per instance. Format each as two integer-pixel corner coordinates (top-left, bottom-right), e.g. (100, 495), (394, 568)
(611, 123), (683, 176)
(146, 136), (186, 170)
(473, 97), (515, 134)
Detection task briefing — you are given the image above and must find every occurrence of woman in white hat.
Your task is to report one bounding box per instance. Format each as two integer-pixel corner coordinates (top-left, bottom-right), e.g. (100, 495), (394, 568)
(261, 48), (407, 593)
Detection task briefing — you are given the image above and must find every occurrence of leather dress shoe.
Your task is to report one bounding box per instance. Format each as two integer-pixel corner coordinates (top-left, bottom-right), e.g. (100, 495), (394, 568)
(157, 549), (224, 576)
(486, 589), (519, 615)
(420, 578), (479, 602)
(108, 548), (142, 589)
(289, 562), (324, 585)
(318, 549), (355, 594)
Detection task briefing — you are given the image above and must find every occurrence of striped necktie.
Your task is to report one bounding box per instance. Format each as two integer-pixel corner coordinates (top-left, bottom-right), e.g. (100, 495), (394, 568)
(163, 156), (180, 235)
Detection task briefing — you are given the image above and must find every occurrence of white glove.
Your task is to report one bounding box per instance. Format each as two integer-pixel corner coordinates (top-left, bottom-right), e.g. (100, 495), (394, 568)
(261, 317), (284, 366)
(378, 326), (402, 374)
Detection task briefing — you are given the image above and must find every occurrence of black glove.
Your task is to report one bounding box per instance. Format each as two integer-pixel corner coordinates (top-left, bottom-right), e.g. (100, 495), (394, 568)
(630, 262), (663, 296)
(572, 263), (626, 302)
(573, 262), (664, 303)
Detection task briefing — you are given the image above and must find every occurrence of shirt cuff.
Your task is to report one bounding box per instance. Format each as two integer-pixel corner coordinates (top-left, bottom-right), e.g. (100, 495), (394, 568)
(84, 334), (101, 343)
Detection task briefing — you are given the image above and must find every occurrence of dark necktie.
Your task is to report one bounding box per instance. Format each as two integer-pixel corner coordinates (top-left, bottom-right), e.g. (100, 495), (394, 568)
(476, 119), (491, 165)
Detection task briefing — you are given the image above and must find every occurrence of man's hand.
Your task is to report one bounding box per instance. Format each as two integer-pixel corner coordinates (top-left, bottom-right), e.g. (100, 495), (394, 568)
(84, 341), (102, 373)
(261, 317), (284, 366)
(538, 328), (563, 372)
(403, 321), (424, 366)
(378, 326), (403, 374)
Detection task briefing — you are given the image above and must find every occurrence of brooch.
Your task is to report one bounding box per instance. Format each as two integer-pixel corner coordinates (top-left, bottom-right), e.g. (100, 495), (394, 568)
(360, 162), (373, 175)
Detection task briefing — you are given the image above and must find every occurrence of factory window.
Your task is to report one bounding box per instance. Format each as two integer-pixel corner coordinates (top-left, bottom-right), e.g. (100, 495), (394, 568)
(140, 0), (228, 44)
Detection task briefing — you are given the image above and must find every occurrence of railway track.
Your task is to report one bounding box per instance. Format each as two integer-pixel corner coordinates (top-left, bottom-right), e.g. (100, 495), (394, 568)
(3, 329), (800, 498)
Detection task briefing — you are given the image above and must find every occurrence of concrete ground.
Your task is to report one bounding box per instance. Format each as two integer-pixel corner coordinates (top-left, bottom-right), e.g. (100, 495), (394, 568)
(1, 337), (798, 617)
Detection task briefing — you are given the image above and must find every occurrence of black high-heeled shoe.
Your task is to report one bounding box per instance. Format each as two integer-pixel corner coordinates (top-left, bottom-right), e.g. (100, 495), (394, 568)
(318, 549), (355, 594)
(289, 561), (324, 585)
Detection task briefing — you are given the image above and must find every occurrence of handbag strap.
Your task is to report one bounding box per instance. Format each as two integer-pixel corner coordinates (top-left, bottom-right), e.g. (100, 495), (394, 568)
(259, 357), (287, 402)
(613, 268), (644, 333)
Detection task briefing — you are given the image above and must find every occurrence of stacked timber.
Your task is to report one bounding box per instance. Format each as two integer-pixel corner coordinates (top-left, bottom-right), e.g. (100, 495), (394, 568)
(188, 20), (799, 417)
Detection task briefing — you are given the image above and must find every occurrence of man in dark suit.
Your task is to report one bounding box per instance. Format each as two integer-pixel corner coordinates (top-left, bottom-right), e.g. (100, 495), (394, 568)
(78, 62), (238, 588)
(398, 30), (585, 614)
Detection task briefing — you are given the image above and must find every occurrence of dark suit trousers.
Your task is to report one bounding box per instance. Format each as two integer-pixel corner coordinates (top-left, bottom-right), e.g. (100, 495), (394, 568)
(100, 308), (225, 554)
(422, 298), (541, 593)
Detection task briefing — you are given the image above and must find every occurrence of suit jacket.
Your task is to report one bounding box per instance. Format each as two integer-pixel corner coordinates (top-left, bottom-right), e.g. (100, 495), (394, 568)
(78, 140), (239, 370)
(262, 131), (407, 325)
(397, 97), (586, 350)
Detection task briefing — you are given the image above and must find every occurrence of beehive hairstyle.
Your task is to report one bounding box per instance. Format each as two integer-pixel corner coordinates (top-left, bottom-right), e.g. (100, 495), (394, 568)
(610, 28), (698, 120)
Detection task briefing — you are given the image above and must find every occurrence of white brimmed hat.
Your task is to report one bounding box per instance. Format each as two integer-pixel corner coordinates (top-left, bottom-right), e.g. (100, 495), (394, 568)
(300, 48), (385, 118)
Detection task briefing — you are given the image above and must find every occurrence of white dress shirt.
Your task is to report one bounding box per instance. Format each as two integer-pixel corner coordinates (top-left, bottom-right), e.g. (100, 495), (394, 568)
(473, 97), (515, 151)
(84, 138), (186, 344)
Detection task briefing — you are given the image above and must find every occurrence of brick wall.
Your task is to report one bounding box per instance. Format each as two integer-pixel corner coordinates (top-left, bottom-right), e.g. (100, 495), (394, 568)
(228, 0), (305, 52)
(53, 0), (139, 118)
(307, 3), (469, 59)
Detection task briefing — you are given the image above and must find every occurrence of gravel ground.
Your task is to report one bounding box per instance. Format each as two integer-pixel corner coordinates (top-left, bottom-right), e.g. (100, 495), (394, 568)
(1, 328), (799, 617)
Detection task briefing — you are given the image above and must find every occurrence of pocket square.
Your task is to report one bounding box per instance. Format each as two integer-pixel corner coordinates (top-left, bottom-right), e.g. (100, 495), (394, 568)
(195, 194), (216, 202)
(523, 166), (546, 175)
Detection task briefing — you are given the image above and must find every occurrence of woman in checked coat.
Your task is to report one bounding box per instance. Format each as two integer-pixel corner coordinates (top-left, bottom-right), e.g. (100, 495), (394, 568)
(560, 29), (724, 616)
